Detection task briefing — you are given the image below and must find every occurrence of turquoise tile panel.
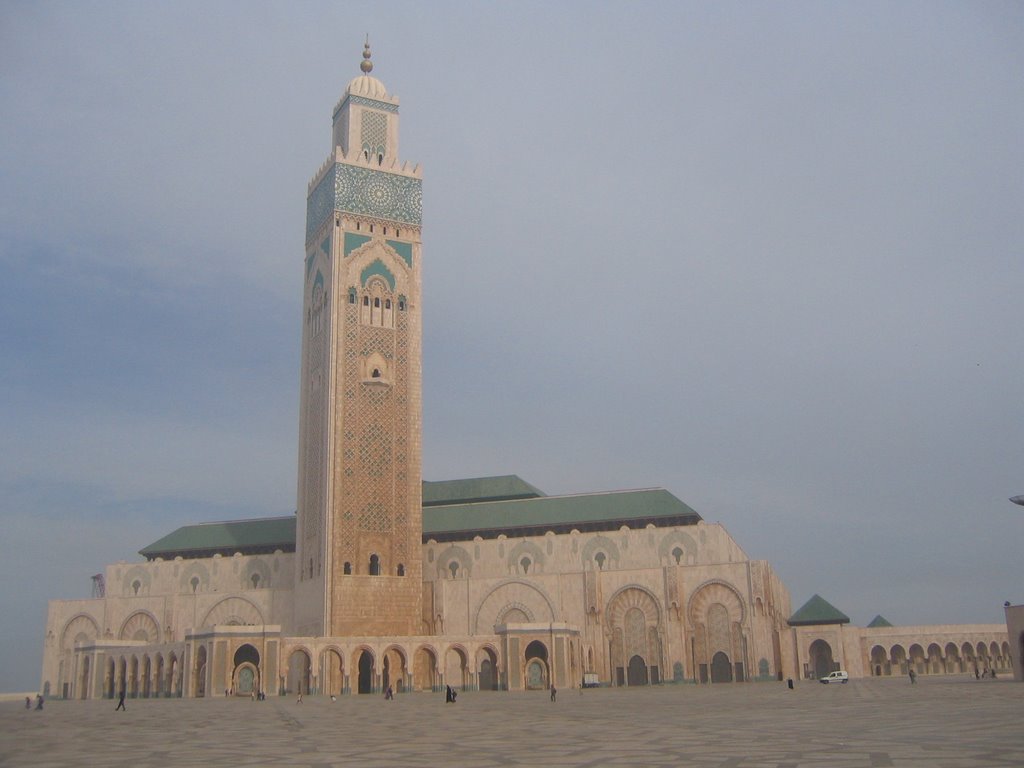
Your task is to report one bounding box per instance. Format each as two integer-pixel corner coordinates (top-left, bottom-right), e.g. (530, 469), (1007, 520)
(344, 232), (372, 256)
(305, 165), (337, 242)
(386, 239), (413, 267)
(361, 259), (396, 290)
(335, 164), (422, 226)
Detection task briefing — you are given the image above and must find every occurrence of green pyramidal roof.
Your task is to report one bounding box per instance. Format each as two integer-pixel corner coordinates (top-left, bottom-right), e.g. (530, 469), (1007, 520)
(423, 487), (700, 542)
(423, 475), (545, 506)
(867, 614), (893, 628)
(788, 594), (850, 626)
(139, 478), (702, 560)
(139, 517), (296, 559)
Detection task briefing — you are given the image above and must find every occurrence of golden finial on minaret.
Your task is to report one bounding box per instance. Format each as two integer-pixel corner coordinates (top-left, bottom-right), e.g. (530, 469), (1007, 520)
(360, 37), (373, 74)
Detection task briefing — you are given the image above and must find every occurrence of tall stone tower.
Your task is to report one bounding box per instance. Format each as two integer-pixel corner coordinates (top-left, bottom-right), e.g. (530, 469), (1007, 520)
(295, 44), (423, 637)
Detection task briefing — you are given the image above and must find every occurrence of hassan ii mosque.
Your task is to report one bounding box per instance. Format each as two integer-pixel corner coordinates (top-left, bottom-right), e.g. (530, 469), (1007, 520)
(41, 47), (1011, 700)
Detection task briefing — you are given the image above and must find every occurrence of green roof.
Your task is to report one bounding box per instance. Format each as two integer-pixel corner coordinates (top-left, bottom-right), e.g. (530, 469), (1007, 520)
(139, 480), (702, 559)
(140, 517), (296, 559)
(867, 614), (893, 628)
(788, 594), (850, 626)
(423, 475), (545, 506)
(423, 488), (700, 541)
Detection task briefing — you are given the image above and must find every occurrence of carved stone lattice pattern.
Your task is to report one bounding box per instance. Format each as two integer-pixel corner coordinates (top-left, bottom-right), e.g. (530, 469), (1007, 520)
(338, 280), (413, 565)
(361, 111), (387, 158)
(301, 274), (329, 581)
(340, 302), (360, 558)
(394, 309), (409, 564)
(625, 607), (647, 659)
(668, 571), (680, 609)
(708, 603), (731, 654)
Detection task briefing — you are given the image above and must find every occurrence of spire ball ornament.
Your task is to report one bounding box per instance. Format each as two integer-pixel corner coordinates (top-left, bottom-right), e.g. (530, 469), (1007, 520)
(361, 40), (373, 74)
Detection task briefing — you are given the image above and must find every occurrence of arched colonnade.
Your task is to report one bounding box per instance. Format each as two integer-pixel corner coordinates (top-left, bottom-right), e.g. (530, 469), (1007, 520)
(279, 640), (503, 696)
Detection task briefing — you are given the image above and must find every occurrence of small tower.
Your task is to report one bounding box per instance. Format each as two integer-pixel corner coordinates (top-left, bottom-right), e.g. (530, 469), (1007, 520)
(295, 43), (424, 637)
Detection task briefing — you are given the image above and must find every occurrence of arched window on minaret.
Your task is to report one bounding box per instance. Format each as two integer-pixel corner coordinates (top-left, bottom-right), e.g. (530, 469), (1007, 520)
(369, 554), (381, 576)
(361, 278), (395, 329)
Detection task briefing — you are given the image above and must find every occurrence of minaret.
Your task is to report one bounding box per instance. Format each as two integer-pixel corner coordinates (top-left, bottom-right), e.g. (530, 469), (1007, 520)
(295, 43), (423, 637)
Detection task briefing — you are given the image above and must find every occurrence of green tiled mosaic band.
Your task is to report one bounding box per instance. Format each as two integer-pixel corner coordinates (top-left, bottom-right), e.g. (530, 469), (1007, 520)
(307, 163), (422, 241)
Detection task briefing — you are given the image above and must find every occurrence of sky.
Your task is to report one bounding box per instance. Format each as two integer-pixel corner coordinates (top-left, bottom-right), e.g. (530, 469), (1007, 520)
(1, 1), (1021, 692)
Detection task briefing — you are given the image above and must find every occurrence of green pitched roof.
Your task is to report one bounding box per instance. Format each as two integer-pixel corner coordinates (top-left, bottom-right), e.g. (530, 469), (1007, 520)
(867, 614), (893, 628)
(423, 488), (700, 542)
(788, 594), (850, 626)
(140, 480), (702, 559)
(139, 517), (296, 560)
(423, 475), (545, 506)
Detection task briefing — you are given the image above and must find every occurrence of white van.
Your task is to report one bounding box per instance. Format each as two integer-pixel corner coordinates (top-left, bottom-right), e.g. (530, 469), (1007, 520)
(819, 670), (849, 684)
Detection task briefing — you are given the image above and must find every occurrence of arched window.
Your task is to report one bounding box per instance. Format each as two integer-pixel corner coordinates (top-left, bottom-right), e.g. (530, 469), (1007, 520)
(672, 547), (683, 565)
(397, 564), (405, 577)
(371, 368), (381, 378)
(190, 576), (200, 594)
(132, 580), (141, 595)
(520, 557), (532, 574)
(343, 562), (352, 575)
(594, 552), (606, 570)
(250, 573), (261, 589)
(449, 561), (459, 579)
(369, 554), (380, 576)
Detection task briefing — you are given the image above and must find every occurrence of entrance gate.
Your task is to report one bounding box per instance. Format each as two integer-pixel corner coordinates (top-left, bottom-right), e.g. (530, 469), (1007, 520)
(627, 655), (648, 686)
(710, 651), (733, 683)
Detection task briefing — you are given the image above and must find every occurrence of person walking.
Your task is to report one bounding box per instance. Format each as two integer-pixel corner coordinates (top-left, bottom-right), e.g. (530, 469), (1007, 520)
(115, 689), (126, 710)
(550, 685), (557, 702)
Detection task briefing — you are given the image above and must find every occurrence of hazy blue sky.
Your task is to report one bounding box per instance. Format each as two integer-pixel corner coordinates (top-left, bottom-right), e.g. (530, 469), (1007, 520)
(2, 1), (1021, 692)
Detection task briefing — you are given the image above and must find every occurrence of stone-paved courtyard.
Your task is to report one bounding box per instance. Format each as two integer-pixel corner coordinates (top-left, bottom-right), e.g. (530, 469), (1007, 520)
(3, 677), (1023, 767)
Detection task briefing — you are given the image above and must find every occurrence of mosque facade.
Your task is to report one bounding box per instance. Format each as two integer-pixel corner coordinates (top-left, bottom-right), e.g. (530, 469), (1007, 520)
(40, 50), (1010, 700)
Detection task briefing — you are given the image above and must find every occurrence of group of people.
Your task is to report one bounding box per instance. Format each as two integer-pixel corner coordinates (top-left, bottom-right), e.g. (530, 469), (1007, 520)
(24, 695), (43, 710)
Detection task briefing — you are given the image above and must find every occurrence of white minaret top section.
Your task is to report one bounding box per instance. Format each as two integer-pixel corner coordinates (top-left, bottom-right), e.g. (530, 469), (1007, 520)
(346, 73), (389, 99)
(331, 41), (400, 162)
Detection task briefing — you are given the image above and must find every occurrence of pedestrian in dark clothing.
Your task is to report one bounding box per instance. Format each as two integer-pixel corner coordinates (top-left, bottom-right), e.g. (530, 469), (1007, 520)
(35, 695), (44, 710)
(550, 685), (557, 702)
(115, 690), (126, 711)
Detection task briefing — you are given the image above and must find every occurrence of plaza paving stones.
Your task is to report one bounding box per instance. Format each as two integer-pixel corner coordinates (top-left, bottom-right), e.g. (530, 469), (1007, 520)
(2, 677), (1023, 767)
